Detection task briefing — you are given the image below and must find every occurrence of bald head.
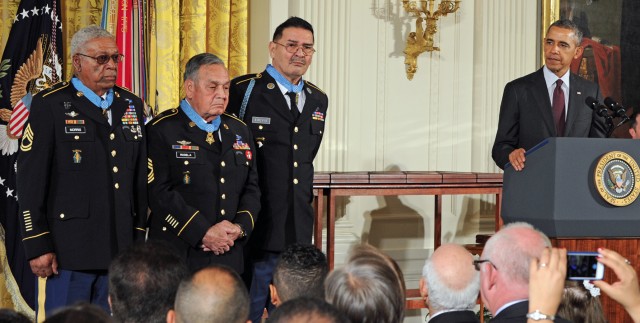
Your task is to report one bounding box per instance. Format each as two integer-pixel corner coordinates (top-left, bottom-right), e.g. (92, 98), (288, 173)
(172, 265), (249, 323)
(479, 222), (551, 314)
(421, 244), (479, 313)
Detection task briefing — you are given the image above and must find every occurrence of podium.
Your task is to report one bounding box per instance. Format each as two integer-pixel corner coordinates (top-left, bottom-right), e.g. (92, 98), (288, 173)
(502, 137), (640, 323)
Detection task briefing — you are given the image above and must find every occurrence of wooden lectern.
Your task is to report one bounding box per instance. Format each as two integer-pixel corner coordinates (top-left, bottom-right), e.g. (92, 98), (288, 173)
(502, 137), (640, 323)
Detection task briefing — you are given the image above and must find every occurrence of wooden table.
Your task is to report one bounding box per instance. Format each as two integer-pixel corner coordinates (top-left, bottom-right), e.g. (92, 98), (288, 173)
(312, 171), (503, 268)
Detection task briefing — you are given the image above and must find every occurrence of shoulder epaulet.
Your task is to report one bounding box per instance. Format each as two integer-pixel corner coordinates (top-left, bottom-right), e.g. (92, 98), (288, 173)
(151, 108), (179, 126)
(41, 81), (70, 98)
(113, 85), (138, 98)
(304, 80), (325, 95)
(234, 73), (262, 85)
(223, 112), (247, 126)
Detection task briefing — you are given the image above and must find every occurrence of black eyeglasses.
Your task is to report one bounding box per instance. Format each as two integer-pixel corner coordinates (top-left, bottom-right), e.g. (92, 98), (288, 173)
(273, 41), (316, 55)
(473, 259), (497, 271)
(77, 53), (124, 64)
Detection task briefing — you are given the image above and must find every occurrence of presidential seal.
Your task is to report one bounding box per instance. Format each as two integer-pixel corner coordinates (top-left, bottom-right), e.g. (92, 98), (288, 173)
(594, 151), (640, 206)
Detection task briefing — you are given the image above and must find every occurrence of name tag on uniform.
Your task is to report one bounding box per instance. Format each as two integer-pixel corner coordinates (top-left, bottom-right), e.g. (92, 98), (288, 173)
(65, 126), (86, 134)
(176, 151), (196, 159)
(252, 116), (271, 124)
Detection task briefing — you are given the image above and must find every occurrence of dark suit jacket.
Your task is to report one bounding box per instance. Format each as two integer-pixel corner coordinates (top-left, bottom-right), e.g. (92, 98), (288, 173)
(18, 81), (147, 270)
(492, 68), (607, 169)
(429, 310), (479, 323)
(490, 301), (572, 323)
(227, 71), (328, 252)
(147, 109), (260, 272)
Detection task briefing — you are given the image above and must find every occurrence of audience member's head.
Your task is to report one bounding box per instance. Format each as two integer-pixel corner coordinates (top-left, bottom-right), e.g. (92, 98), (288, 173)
(44, 303), (112, 323)
(167, 265), (250, 323)
(267, 297), (349, 323)
(478, 222), (551, 315)
(347, 243), (406, 292)
(324, 244), (405, 323)
(629, 110), (640, 139)
(557, 281), (606, 323)
(271, 243), (328, 306)
(420, 243), (480, 314)
(109, 241), (189, 323)
(0, 308), (31, 323)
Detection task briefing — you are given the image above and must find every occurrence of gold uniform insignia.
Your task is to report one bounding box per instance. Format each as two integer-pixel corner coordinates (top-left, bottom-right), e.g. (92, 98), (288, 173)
(20, 124), (34, 152)
(147, 158), (155, 183)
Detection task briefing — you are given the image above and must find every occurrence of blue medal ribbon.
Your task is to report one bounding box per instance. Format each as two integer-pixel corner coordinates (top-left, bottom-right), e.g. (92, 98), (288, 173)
(266, 64), (304, 94)
(71, 77), (113, 111)
(180, 99), (220, 133)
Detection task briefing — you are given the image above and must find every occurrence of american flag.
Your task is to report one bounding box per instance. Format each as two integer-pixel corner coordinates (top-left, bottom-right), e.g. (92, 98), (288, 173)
(8, 94), (32, 138)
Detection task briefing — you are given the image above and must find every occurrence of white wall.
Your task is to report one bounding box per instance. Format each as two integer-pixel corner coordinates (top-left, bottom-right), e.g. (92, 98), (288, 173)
(248, 1), (540, 321)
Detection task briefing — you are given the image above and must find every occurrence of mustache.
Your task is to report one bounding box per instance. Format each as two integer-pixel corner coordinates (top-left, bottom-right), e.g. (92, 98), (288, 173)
(290, 58), (306, 65)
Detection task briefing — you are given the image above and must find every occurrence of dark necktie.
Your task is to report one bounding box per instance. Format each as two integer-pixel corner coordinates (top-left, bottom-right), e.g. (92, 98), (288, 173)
(286, 92), (300, 120)
(553, 79), (566, 136)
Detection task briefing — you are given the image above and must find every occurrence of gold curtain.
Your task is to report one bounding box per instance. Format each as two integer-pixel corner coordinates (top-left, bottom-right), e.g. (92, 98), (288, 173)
(155, 0), (248, 112)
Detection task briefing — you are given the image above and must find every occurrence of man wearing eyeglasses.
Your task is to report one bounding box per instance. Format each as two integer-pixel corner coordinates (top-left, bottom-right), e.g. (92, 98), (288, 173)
(477, 222), (571, 323)
(17, 25), (147, 318)
(227, 16), (328, 322)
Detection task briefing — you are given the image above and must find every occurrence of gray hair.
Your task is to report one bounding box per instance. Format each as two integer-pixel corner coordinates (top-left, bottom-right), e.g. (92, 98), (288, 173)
(482, 222), (551, 285)
(548, 19), (583, 46)
(183, 53), (225, 82)
(70, 25), (114, 56)
(422, 257), (479, 312)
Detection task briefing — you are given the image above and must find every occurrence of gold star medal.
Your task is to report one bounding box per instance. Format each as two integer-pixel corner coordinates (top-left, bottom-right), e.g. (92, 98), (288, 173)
(206, 132), (215, 144)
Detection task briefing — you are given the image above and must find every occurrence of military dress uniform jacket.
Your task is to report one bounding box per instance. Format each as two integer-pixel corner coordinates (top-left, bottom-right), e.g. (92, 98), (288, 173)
(228, 71), (328, 252)
(17, 81), (148, 271)
(147, 109), (260, 272)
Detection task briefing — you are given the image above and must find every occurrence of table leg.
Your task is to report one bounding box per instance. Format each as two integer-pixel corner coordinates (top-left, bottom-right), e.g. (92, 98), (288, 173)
(434, 195), (442, 249)
(327, 191), (336, 269)
(314, 189), (324, 250)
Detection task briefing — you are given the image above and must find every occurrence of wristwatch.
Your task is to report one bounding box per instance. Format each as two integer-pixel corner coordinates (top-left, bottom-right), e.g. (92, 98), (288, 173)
(526, 310), (555, 321)
(234, 223), (247, 239)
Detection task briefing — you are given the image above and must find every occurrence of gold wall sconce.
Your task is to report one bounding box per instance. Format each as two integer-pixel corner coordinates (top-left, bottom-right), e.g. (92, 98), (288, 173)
(402, 0), (461, 80)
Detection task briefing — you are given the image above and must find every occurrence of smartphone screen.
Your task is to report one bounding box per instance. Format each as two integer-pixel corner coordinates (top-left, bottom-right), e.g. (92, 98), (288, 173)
(567, 252), (605, 280)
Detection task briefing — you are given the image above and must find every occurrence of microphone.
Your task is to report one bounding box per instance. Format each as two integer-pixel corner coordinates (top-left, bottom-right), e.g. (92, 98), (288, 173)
(604, 97), (627, 118)
(585, 96), (610, 118)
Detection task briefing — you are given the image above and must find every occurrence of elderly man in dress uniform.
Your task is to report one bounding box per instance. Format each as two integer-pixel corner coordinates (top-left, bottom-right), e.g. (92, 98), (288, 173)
(147, 53), (260, 273)
(227, 16), (329, 322)
(17, 26), (148, 318)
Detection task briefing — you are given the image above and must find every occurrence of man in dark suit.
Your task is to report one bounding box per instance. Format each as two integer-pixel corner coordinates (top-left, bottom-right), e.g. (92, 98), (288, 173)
(17, 26), (147, 317)
(629, 111), (640, 139)
(147, 53), (260, 274)
(492, 19), (607, 170)
(478, 222), (571, 323)
(227, 17), (328, 322)
(420, 244), (479, 323)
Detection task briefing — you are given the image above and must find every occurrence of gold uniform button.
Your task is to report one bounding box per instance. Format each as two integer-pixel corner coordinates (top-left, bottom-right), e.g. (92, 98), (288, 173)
(221, 209), (226, 216)
(221, 161), (226, 167)
(113, 166), (118, 173)
(294, 127), (299, 132)
(111, 150), (117, 157)
(162, 227), (167, 231)
(221, 194), (226, 200)
(220, 178), (225, 184)
(60, 213), (65, 219)
(114, 183), (120, 189)
(294, 144), (298, 150)
(74, 135), (80, 140)
(293, 178), (299, 184)
(294, 162), (298, 167)
(259, 125), (264, 130)
(110, 133), (115, 140)
(184, 161), (189, 165)
(134, 135), (138, 140)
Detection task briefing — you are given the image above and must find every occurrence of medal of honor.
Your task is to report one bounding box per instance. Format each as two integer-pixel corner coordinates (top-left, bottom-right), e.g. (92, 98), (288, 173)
(206, 132), (215, 145)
